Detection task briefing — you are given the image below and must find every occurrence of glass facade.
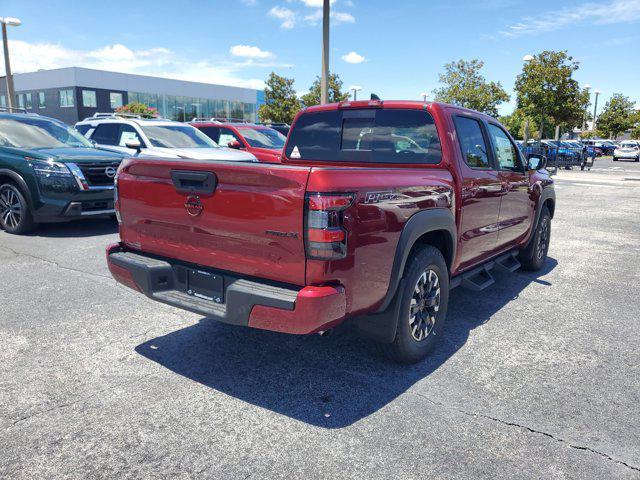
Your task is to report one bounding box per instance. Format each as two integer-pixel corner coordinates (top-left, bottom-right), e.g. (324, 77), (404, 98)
(127, 91), (257, 122)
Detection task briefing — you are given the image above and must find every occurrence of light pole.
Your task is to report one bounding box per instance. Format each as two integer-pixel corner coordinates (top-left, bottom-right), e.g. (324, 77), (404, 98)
(581, 84), (591, 133)
(1, 17), (21, 110)
(592, 89), (601, 132)
(420, 92), (429, 102)
(349, 85), (362, 101)
(320, 0), (330, 104)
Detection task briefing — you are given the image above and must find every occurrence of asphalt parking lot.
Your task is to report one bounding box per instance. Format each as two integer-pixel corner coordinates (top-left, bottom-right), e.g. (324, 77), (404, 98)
(1, 157), (639, 479)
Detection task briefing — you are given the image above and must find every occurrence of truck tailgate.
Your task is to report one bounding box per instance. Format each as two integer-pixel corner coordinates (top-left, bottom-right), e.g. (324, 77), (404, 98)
(116, 158), (311, 285)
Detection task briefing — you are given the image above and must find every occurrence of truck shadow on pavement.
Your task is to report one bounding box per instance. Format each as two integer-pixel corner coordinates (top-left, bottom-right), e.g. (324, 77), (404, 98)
(30, 218), (118, 238)
(136, 258), (557, 429)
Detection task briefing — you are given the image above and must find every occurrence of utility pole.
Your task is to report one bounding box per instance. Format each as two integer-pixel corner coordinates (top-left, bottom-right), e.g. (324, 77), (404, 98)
(1, 17), (22, 109)
(320, 0), (330, 104)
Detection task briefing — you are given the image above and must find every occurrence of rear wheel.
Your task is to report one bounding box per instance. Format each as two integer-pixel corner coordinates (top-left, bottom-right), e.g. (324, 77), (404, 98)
(382, 245), (449, 364)
(613, 157), (618, 161)
(0, 183), (35, 235)
(518, 206), (551, 271)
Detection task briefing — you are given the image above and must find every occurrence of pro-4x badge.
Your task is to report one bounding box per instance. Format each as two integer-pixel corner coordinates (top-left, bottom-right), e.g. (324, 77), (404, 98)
(290, 146), (301, 159)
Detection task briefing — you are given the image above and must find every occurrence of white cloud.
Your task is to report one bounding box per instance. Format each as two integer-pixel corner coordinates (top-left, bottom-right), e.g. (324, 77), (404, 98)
(304, 9), (355, 25)
(268, 6), (296, 28)
(1, 40), (285, 90)
(229, 45), (274, 59)
(299, 0), (336, 6)
(501, 0), (640, 37)
(342, 51), (365, 64)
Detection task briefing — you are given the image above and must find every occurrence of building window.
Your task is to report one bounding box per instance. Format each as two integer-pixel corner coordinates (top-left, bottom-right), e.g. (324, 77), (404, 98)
(0, 95), (5, 107)
(59, 89), (75, 107)
(17, 94), (24, 108)
(82, 90), (97, 108)
(38, 92), (45, 108)
(25, 93), (32, 109)
(110, 92), (123, 109)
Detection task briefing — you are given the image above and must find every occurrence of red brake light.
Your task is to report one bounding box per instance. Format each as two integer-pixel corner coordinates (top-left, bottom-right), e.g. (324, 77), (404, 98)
(305, 193), (354, 260)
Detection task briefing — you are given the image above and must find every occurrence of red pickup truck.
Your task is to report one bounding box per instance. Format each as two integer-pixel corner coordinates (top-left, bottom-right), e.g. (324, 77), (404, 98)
(107, 100), (555, 363)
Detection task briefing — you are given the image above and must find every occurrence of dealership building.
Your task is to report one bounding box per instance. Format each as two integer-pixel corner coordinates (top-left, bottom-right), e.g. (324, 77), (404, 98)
(0, 67), (264, 125)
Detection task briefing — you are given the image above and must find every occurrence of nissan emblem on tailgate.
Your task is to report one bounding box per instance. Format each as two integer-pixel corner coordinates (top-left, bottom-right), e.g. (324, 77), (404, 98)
(185, 195), (204, 216)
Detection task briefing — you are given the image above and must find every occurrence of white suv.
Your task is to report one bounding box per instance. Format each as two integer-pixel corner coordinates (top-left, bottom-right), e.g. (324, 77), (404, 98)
(75, 113), (257, 162)
(613, 141), (640, 162)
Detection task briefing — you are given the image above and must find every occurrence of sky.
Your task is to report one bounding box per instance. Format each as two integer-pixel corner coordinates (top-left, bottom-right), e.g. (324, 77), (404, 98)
(2, 0), (640, 115)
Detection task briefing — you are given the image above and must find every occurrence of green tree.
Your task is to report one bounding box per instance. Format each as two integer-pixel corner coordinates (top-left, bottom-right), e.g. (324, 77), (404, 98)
(596, 93), (636, 138)
(300, 72), (350, 107)
(116, 102), (158, 117)
(258, 72), (301, 124)
(514, 50), (586, 137)
(499, 109), (539, 140)
(433, 59), (509, 117)
(630, 110), (640, 139)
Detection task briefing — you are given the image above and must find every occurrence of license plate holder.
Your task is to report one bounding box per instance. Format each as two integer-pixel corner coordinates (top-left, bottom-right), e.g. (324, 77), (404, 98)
(186, 269), (224, 304)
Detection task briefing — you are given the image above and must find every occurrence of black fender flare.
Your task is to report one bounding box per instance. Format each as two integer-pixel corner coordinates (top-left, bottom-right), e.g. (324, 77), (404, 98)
(377, 208), (457, 313)
(528, 186), (555, 246)
(0, 169), (35, 213)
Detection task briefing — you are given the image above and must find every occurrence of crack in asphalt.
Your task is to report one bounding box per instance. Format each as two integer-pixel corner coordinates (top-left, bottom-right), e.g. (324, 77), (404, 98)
(0, 245), (112, 281)
(411, 391), (640, 473)
(8, 373), (154, 429)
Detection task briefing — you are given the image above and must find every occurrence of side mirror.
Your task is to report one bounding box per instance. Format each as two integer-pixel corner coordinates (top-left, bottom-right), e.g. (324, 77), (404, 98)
(125, 139), (142, 153)
(527, 154), (547, 171)
(227, 140), (242, 150)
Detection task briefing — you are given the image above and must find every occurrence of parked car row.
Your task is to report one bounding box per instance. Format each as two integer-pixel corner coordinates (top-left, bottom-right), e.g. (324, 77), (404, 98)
(0, 108), (289, 234)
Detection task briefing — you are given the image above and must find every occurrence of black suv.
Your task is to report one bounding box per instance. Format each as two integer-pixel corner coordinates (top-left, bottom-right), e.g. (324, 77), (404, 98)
(0, 111), (125, 234)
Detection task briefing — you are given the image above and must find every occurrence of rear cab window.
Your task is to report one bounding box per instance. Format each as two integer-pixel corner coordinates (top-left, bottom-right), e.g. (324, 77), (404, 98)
(285, 108), (442, 164)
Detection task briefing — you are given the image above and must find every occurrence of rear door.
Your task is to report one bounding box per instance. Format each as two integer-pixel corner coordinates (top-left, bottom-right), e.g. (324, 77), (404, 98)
(452, 115), (503, 270)
(486, 123), (533, 246)
(117, 159), (311, 285)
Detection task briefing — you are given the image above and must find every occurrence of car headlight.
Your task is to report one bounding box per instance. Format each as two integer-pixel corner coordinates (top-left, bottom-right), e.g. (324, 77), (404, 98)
(27, 157), (73, 177)
(27, 157), (77, 193)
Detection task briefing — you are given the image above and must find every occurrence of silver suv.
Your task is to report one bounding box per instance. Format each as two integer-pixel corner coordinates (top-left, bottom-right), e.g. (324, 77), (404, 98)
(75, 113), (257, 162)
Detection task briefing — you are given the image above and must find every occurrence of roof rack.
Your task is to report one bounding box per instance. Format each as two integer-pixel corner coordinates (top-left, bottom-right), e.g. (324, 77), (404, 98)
(191, 117), (249, 124)
(85, 112), (166, 121)
(0, 106), (30, 114)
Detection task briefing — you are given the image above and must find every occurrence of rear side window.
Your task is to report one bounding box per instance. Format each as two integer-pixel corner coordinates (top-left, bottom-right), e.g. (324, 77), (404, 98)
(92, 123), (121, 146)
(453, 116), (490, 169)
(197, 126), (221, 143)
(285, 109), (441, 164)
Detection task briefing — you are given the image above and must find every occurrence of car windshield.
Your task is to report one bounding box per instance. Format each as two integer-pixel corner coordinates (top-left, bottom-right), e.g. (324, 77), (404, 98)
(0, 117), (93, 149)
(239, 127), (286, 149)
(140, 124), (218, 149)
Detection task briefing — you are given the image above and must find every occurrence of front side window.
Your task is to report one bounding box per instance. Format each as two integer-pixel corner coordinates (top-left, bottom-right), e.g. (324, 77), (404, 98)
(239, 127), (286, 149)
(38, 92), (45, 108)
(217, 128), (241, 147)
(110, 92), (123, 109)
(118, 124), (143, 147)
(487, 123), (523, 172)
(285, 109), (441, 164)
(82, 90), (97, 108)
(59, 89), (75, 107)
(140, 125), (218, 149)
(0, 117), (93, 149)
(453, 116), (491, 169)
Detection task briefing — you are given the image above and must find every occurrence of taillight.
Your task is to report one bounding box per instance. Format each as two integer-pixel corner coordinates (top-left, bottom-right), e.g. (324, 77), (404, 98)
(113, 158), (132, 224)
(305, 192), (354, 260)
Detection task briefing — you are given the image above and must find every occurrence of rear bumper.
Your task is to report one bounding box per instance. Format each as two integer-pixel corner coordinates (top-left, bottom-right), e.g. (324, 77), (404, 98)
(106, 243), (346, 334)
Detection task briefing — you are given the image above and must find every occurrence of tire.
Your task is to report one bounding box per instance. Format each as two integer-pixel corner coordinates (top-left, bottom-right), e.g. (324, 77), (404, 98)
(635, 156), (639, 162)
(0, 183), (35, 235)
(382, 245), (450, 364)
(518, 206), (551, 272)
(613, 157), (618, 161)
